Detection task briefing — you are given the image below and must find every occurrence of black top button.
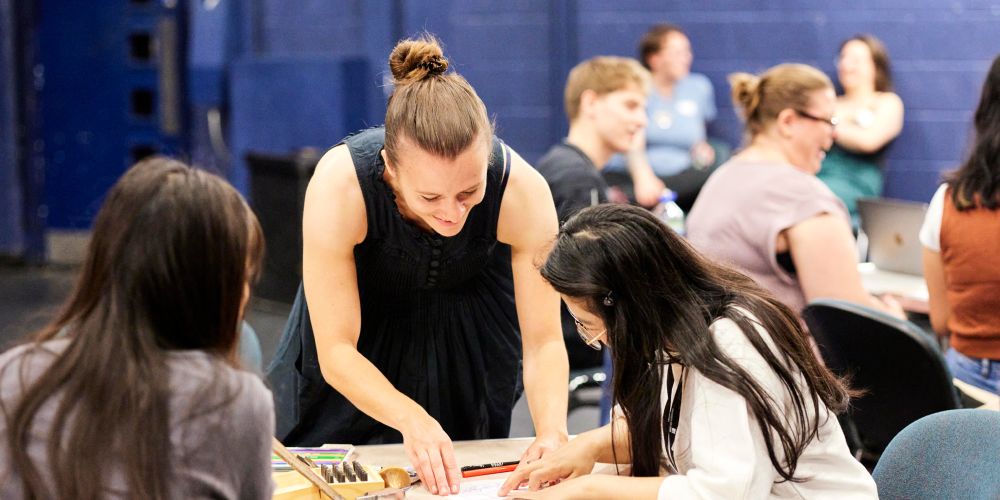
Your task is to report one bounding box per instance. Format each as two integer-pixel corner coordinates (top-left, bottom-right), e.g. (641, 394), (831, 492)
(432, 248), (441, 256)
(431, 238), (443, 247)
(430, 260), (439, 267)
(429, 269), (438, 276)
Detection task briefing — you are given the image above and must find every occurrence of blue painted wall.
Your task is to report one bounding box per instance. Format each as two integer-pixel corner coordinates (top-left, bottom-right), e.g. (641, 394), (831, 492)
(3, 0), (999, 258)
(573, 1), (999, 202)
(220, 0), (384, 193)
(0, 0), (23, 255)
(228, 0), (999, 204)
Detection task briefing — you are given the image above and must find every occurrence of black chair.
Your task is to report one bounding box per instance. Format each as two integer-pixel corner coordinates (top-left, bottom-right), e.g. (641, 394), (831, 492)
(801, 299), (961, 466)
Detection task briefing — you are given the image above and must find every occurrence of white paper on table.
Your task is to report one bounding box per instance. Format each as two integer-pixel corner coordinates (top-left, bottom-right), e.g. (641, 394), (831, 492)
(447, 478), (527, 499)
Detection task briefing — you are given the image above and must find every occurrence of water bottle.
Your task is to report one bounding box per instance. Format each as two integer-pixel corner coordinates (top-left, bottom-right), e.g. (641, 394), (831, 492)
(654, 189), (685, 235)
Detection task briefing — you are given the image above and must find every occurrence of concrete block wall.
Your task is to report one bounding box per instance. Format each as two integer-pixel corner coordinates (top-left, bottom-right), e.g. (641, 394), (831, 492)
(575, 1), (1000, 202)
(244, 1), (999, 203)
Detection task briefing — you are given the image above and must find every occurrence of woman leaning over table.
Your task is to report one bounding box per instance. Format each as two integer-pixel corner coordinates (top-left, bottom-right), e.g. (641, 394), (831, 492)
(498, 204), (877, 499)
(266, 35), (569, 496)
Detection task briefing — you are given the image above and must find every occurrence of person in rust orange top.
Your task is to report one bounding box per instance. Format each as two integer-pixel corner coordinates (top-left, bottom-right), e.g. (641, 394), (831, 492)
(920, 54), (1000, 394)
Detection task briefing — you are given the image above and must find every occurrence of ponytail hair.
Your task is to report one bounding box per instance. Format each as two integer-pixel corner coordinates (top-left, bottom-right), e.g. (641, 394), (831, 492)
(729, 72), (763, 124)
(384, 34), (493, 166)
(729, 63), (832, 138)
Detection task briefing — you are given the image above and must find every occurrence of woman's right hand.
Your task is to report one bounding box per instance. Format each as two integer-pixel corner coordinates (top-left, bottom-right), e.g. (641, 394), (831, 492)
(401, 412), (460, 496)
(498, 435), (599, 496)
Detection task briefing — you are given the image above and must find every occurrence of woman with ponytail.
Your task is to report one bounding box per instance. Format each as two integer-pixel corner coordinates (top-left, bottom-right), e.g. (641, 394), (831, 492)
(266, 34), (569, 495)
(919, 54), (1000, 393)
(0, 158), (273, 499)
(685, 63), (903, 319)
(498, 204), (877, 499)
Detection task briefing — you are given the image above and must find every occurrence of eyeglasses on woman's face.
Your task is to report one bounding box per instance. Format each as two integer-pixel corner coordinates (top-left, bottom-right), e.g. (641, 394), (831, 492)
(794, 109), (839, 129)
(568, 310), (606, 350)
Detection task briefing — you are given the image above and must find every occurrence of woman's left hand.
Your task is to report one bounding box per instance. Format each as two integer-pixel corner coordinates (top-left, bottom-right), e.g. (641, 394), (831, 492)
(500, 433), (598, 496)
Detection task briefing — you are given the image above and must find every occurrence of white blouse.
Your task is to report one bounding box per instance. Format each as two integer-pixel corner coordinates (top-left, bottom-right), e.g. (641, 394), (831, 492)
(918, 183), (948, 252)
(655, 311), (878, 499)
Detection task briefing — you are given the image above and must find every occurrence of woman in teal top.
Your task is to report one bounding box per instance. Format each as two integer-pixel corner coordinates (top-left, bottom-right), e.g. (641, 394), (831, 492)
(819, 34), (904, 226)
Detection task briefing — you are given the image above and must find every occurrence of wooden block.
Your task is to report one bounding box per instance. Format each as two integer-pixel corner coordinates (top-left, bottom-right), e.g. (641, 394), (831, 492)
(273, 471), (321, 500)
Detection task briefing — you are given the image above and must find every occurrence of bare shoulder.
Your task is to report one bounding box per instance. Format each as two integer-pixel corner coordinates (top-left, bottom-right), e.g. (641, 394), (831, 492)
(498, 148), (557, 246)
(304, 144), (367, 246)
(503, 147), (546, 190)
(876, 91), (904, 111)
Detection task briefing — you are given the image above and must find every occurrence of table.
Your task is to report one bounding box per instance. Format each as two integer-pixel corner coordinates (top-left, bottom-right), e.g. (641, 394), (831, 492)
(858, 262), (929, 314)
(274, 438), (535, 499)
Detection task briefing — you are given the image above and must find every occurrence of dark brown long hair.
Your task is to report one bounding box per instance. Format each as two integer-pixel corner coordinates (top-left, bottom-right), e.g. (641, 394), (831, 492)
(540, 204), (851, 482)
(948, 54), (1000, 211)
(2, 157), (263, 499)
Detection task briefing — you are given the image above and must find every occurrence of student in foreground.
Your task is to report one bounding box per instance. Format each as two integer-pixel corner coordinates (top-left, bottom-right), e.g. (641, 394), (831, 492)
(499, 204), (877, 499)
(0, 158), (274, 499)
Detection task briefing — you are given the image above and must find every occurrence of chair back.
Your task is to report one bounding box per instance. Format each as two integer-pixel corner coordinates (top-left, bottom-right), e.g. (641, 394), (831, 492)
(802, 299), (960, 458)
(872, 409), (1000, 499)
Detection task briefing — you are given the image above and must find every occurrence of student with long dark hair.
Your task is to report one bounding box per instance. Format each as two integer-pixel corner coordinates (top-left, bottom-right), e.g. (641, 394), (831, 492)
(920, 54), (1000, 393)
(0, 158), (273, 499)
(499, 204), (876, 499)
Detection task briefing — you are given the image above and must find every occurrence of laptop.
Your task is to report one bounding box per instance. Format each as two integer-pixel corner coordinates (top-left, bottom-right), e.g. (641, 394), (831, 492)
(857, 197), (928, 276)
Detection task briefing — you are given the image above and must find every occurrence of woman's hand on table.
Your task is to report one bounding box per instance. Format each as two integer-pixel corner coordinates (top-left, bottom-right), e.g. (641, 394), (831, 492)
(499, 434), (597, 496)
(400, 412), (460, 496)
(503, 474), (603, 499)
(518, 431), (567, 465)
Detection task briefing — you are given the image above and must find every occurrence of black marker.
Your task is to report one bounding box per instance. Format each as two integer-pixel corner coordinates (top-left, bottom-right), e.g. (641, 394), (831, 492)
(460, 460), (520, 472)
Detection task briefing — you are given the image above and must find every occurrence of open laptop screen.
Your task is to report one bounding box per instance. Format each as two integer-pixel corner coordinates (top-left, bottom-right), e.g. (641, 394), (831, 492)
(857, 197), (928, 276)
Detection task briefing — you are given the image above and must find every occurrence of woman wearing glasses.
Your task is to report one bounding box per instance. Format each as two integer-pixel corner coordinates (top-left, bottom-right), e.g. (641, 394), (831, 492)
(685, 63), (903, 319)
(499, 204), (877, 499)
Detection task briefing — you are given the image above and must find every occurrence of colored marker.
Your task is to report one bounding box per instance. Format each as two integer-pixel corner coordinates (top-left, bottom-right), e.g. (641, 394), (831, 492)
(461, 461), (520, 478)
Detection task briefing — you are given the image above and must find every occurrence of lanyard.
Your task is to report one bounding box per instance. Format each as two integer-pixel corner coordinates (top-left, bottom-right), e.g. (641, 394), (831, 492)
(662, 363), (686, 474)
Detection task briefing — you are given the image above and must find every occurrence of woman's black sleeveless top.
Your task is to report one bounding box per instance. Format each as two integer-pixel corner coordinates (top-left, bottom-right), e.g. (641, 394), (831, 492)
(267, 128), (522, 445)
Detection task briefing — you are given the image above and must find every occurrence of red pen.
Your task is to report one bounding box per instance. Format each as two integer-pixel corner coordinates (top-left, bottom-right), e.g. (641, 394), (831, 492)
(461, 463), (518, 478)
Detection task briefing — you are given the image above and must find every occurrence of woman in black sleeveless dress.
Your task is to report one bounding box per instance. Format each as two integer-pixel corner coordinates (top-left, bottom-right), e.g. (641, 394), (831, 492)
(266, 35), (569, 495)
